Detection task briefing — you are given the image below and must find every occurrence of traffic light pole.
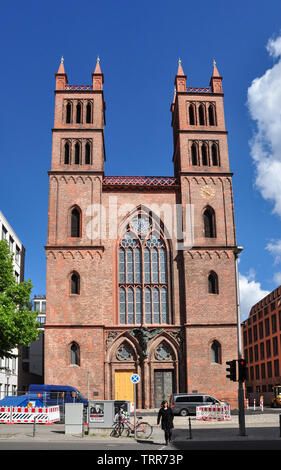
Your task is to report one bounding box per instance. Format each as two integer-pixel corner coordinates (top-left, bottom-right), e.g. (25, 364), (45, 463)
(234, 247), (246, 436)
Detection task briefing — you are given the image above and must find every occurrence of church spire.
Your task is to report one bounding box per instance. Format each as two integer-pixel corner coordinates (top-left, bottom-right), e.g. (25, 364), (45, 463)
(94, 56), (102, 74)
(174, 58), (186, 92)
(212, 59), (220, 77)
(210, 59), (223, 93)
(55, 56), (68, 90)
(92, 56), (104, 90)
(177, 58), (185, 76)
(57, 56), (66, 74)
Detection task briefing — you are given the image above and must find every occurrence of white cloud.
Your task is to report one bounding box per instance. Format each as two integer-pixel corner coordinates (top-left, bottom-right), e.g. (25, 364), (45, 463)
(239, 271), (270, 321)
(267, 36), (281, 58)
(247, 34), (281, 217)
(273, 272), (281, 284)
(266, 240), (281, 285)
(266, 239), (281, 264)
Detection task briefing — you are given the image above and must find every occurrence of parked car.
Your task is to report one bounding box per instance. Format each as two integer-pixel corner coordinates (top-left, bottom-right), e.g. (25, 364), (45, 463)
(169, 393), (229, 416)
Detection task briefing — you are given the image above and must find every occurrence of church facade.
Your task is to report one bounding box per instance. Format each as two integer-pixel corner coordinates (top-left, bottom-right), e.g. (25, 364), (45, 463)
(44, 57), (239, 408)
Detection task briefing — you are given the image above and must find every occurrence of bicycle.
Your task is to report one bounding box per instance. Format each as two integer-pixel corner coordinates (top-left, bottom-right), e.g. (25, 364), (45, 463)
(111, 415), (153, 439)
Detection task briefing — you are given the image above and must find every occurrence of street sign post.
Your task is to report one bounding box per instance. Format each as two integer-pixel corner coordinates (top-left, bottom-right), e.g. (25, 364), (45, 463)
(130, 374), (140, 440)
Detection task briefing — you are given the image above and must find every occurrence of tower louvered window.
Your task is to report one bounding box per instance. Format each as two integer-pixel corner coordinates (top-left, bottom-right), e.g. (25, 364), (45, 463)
(76, 102), (82, 123)
(118, 215), (169, 325)
(85, 142), (91, 164)
(66, 102), (72, 124)
(64, 142), (70, 164)
(86, 102), (92, 123)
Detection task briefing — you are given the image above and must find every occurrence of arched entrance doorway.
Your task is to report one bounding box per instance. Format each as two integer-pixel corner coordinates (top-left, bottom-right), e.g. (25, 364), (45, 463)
(148, 336), (179, 408)
(105, 334), (140, 404)
(106, 329), (182, 408)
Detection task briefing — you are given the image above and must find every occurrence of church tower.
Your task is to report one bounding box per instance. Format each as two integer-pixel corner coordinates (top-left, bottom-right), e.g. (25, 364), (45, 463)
(45, 58), (106, 392)
(171, 60), (238, 400)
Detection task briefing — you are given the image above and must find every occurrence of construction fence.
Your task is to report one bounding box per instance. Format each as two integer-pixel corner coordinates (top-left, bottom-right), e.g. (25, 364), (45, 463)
(0, 405), (60, 424)
(196, 404), (231, 421)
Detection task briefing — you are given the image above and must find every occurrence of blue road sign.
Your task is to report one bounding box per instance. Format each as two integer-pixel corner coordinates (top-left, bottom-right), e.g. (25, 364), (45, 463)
(130, 373), (140, 384)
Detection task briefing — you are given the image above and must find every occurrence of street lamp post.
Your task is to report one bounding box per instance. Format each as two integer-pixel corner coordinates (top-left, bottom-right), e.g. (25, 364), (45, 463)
(234, 246), (246, 436)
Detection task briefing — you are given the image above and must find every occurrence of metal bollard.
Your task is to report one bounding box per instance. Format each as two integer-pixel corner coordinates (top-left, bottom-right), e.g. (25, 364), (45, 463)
(33, 415), (37, 438)
(187, 417), (192, 440)
(279, 415), (281, 438)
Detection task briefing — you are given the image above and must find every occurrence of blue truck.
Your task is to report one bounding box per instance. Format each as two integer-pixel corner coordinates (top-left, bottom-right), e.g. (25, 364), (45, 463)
(28, 384), (88, 407)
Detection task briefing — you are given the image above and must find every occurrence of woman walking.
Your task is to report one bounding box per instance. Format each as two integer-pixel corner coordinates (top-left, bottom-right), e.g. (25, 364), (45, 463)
(157, 400), (174, 445)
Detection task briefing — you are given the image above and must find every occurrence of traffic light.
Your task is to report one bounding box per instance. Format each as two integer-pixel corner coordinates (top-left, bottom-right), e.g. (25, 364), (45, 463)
(238, 358), (247, 382)
(226, 360), (236, 381)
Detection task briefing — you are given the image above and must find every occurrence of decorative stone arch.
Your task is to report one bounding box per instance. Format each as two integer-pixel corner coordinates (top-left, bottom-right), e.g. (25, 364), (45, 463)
(104, 332), (141, 403)
(106, 333), (140, 364)
(146, 332), (182, 408)
(148, 333), (180, 362)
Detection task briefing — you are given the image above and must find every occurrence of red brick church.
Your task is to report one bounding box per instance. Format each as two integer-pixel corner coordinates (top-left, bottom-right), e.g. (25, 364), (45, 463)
(45, 57), (239, 408)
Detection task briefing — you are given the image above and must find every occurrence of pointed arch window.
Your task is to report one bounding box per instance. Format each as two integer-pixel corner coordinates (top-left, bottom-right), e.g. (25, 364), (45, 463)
(71, 207), (81, 237)
(189, 104), (195, 125)
(70, 342), (80, 365)
(85, 142), (91, 164)
(74, 142), (80, 164)
(201, 143), (208, 166)
(203, 207), (216, 238)
(118, 215), (169, 325)
(76, 102), (82, 123)
(64, 141), (70, 164)
(208, 104), (215, 126)
(86, 102), (92, 123)
(211, 143), (219, 166)
(199, 104), (205, 125)
(66, 102), (72, 124)
(211, 340), (221, 364)
(208, 271), (219, 294)
(191, 142), (198, 166)
(70, 272), (80, 295)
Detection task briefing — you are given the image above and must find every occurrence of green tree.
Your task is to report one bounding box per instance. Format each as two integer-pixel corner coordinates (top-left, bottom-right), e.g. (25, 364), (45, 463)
(0, 239), (39, 359)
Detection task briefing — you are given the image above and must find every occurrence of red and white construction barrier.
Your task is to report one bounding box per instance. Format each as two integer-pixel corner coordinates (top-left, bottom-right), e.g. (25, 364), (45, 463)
(0, 406), (60, 424)
(196, 405), (231, 421)
(245, 397), (264, 411)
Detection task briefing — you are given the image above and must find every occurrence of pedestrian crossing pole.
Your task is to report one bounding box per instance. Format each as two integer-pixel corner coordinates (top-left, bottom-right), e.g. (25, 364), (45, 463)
(133, 382), (136, 440)
(131, 373), (140, 441)
(234, 246), (246, 437)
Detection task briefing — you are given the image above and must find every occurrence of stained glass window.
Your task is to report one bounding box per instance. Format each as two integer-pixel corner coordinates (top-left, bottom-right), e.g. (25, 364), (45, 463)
(118, 215), (169, 325)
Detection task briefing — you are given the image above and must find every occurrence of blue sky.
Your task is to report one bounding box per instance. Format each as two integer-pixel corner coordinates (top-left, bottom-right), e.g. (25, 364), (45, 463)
(1, 0), (281, 319)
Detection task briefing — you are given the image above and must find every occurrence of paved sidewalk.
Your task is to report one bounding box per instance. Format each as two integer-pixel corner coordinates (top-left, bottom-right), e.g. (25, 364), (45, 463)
(0, 411), (281, 443)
